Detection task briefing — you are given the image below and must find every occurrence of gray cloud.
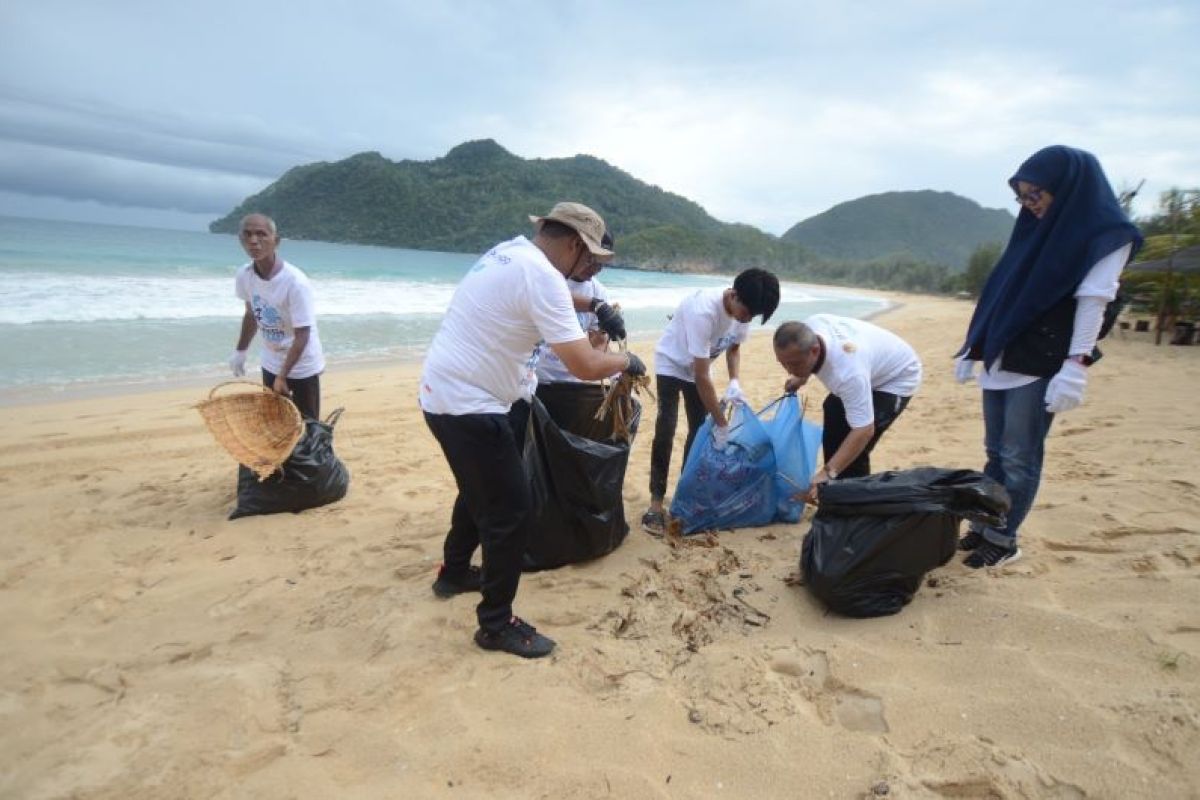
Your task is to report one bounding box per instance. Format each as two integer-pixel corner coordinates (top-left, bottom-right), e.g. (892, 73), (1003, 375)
(0, 0), (1195, 230)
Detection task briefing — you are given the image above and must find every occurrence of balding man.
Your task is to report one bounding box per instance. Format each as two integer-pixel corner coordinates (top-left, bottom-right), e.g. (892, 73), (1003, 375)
(773, 314), (921, 501)
(229, 213), (325, 420)
(420, 202), (646, 659)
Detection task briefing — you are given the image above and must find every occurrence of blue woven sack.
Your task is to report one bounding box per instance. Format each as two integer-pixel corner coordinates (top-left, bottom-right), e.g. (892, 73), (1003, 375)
(759, 394), (823, 523)
(669, 403), (777, 534)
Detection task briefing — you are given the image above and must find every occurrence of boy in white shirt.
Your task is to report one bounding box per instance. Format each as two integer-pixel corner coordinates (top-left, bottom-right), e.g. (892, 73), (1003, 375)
(773, 315), (922, 501)
(641, 268), (780, 535)
(420, 203), (646, 659)
(228, 213), (325, 420)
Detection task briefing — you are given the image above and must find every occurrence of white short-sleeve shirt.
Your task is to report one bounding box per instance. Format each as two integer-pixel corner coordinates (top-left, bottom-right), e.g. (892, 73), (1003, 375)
(419, 236), (585, 415)
(654, 288), (750, 382)
(535, 277), (609, 385)
(808, 314), (922, 429)
(234, 260), (325, 378)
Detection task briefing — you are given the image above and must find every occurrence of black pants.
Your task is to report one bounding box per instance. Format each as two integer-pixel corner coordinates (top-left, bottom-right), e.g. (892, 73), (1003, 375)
(262, 368), (321, 421)
(648, 374), (707, 500)
(822, 391), (911, 479)
(424, 406), (531, 632)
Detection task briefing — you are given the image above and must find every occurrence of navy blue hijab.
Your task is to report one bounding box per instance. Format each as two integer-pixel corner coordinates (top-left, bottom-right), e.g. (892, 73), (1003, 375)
(959, 145), (1143, 367)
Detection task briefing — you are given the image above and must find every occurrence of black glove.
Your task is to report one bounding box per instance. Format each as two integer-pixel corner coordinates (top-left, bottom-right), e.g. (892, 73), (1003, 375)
(591, 299), (626, 341)
(623, 352), (647, 377)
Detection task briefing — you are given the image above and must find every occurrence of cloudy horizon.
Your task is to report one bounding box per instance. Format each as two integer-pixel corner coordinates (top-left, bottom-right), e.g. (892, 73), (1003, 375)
(1, 1), (1196, 235)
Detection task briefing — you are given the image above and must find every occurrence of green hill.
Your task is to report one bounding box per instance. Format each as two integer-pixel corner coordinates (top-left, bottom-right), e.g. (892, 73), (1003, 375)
(210, 139), (808, 274)
(781, 190), (1014, 270)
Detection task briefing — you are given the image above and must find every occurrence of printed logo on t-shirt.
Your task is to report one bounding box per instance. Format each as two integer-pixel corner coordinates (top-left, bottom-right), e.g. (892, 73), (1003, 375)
(710, 333), (738, 359)
(471, 246), (511, 272)
(252, 294), (286, 344)
(520, 345), (541, 393)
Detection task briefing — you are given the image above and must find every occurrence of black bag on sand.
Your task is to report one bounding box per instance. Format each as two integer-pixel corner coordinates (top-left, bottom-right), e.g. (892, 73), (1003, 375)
(229, 408), (350, 520)
(521, 392), (641, 571)
(801, 467), (1009, 618)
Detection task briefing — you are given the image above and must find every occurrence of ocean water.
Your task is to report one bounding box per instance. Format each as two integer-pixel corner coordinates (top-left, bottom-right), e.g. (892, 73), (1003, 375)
(0, 216), (889, 392)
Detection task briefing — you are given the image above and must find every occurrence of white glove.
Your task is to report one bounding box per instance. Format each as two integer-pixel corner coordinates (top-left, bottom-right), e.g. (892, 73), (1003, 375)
(228, 349), (248, 377)
(955, 358), (979, 384)
(712, 423), (730, 450)
(1044, 360), (1087, 413)
(722, 378), (748, 405)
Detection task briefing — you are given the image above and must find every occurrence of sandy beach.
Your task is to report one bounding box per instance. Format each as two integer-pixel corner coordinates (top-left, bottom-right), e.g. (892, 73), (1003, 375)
(1, 292), (1197, 799)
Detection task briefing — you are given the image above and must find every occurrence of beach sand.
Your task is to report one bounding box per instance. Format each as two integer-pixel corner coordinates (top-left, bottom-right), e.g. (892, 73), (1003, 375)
(1, 293), (1197, 799)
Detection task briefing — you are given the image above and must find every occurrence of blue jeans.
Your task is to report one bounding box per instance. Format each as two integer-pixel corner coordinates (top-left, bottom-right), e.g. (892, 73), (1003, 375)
(980, 378), (1055, 547)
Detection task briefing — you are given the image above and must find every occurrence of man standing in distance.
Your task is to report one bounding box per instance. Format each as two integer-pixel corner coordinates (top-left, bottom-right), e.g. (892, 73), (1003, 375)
(420, 202), (646, 659)
(229, 213), (325, 420)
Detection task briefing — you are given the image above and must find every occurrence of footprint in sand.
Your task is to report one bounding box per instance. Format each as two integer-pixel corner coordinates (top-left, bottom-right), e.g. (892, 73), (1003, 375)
(768, 649), (889, 733)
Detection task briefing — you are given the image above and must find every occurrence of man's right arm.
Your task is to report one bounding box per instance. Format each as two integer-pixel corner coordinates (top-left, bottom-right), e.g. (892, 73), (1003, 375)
(692, 356), (727, 428)
(550, 338), (636, 381)
(236, 303), (257, 350)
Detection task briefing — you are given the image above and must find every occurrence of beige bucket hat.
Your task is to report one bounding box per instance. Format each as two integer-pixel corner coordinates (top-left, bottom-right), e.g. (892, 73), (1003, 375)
(529, 202), (614, 258)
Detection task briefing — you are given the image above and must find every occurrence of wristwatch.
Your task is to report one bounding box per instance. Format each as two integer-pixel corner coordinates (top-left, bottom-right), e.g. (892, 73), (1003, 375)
(825, 465), (839, 480)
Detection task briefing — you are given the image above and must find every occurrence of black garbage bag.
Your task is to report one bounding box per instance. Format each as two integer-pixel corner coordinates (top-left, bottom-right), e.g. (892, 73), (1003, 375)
(800, 467), (1009, 617)
(229, 408), (350, 520)
(521, 391), (641, 571)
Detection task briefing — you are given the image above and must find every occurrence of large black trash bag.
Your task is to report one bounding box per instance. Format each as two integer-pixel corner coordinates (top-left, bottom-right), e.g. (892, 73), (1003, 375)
(521, 392), (641, 571)
(800, 467), (1009, 618)
(229, 408), (350, 520)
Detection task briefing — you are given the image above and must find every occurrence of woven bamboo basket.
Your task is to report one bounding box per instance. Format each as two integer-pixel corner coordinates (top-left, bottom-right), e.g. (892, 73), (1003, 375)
(196, 381), (304, 480)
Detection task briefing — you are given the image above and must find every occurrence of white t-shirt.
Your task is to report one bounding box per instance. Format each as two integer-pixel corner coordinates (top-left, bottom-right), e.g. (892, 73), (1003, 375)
(535, 277), (609, 385)
(235, 260), (325, 379)
(978, 243), (1131, 391)
(654, 288), (750, 382)
(808, 314), (923, 429)
(419, 236), (586, 415)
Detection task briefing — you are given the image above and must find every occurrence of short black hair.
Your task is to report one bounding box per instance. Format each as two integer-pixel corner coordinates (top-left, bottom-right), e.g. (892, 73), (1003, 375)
(733, 268), (781, 323)
(538, 219), (577, 240)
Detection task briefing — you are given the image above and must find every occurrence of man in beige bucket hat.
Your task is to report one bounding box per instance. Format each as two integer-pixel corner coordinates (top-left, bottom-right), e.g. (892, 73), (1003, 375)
(419, 202), (646, 659)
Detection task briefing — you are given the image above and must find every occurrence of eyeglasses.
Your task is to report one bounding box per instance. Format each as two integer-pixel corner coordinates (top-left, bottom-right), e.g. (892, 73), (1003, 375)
(1014, 188), (1045, 207)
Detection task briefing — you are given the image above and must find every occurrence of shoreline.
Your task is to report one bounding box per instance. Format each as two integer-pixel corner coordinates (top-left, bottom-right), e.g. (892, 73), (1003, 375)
(0, 282), (904, 409)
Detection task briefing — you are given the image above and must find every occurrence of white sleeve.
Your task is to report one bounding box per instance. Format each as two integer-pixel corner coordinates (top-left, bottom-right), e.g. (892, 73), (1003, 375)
(684, 306), (717, 361)
(234, 269), (249, 302)
(733, 321), (751, 345)
(1069, 296), (1108, 356)
(838, 375), (875, 429)
(288, 278), (317, 328)
(1074, 243), (1131, 300)
(529, 266), (587, 345)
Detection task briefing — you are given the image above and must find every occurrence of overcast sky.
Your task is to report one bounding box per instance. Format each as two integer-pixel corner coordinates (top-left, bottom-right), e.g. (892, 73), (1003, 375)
(1, 0), (1196, 235)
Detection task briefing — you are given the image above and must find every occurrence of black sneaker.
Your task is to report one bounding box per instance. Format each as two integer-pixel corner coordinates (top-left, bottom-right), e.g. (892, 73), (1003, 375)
(963, 541), (1022, 569)
(432, 565), (482, 598)
(641, 509), (666, 537)
(474, 617), (556, 659)
(958, 530), (986, 551)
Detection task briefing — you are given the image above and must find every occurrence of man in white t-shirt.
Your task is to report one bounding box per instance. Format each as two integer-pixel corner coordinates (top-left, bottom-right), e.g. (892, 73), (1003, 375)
(228, 213), (325, 420)
(641, 268), (781, 535)
(420, 202), (646, 659)
(773, 314), (922, 501)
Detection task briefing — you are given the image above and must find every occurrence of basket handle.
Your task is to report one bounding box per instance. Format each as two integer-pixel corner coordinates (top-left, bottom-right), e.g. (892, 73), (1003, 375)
(207, 380), (277, 401)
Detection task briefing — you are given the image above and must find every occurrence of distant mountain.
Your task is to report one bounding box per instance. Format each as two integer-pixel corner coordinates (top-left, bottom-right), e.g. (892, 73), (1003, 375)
(781, 190), (1014, 271)
(210, 139), (810, 275)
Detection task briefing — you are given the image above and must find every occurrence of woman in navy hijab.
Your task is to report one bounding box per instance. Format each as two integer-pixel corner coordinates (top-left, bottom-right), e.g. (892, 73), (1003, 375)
(955, 145), (1142, 569)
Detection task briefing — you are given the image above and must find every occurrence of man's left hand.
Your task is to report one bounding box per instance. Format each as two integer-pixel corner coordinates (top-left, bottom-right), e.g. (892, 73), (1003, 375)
(804, 468), (831, 504)
(272, 374), (291, 397)
(592, 300), (626, 341)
